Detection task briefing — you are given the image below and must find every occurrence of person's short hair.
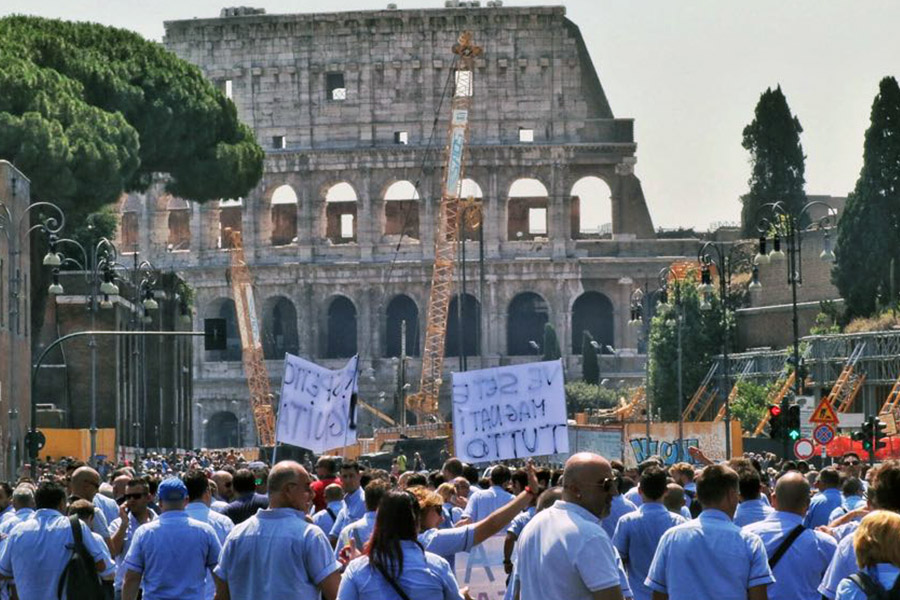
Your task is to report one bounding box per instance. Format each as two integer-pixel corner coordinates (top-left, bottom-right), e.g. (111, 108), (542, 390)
(536, 486), (563, 512)
(490, 465), (511, 486)
(462, 465), (480, 485)
(364, 480), (389, 512)
(696, 465), (739, 506)
(872, 461), (900, 512)
(0, 482), (13, 498)
(670, 463), (695, 482)
(408, 485), (443, 514)
(535, 468), (552, 488)
(854, 510), (900, 568)
(11, 486), (34, 508)
(35, 481), (67, 510)
(324, 483), (343, 503)
(427, 471), (444, 489)
(436, 482), (456, 502)
(183, 470), (210, 501)
(663, 484), (686, 512)
(818, 467), (842, 489)
(737, 467), (762, 500)
(843, 452), (861, 463)
(147, 477), (160, 496)
(340, 461), (362, 473)
(511, 469), (528, 490)
(316, 457), (337, 475)
(233, 469), (257, 494)
(639, 465), (668, 501)
(406, 473), (427, 488)
(126, 477), (150, 494)
(442, 458), (463, 478)
(842, 477), (863, 498)
(67, 499), (96, 521)
(637, 458), (661, 475)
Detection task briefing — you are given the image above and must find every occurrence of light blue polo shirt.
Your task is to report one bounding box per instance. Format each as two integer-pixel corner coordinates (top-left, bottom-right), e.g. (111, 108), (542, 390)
(804, 488), (843, 528)
(441, 503), (464, 528)
(185, 502), (235, 600)
(124, 510), (221, 600)
(613, 502), (686, 600)
(109, 509), (157, 590)
(0, 509), (107, 600)
(602, 494), (637, 538)
(312, 500), (343, 534)
(508, 507), (536, 537)
(744, 511), (837, 600)
(94, 493), (120, 525)
(215, 507), (339, 600)
(337, 540), (461, 600)
(418, 523), (476, 570)
(828, 495), (865, 524)
(516, 501), (621, 600)
(820, 528), (861, 599)
(834, 563), (900, 600)
(624, 486), (643, 508)
(329, 487), (366, 540)
(0, 508), (34, 538)
(733, 498), (775, 528)
(645, 508), (774, 600)
(463, 485), (514, 529)
(335, 511), (376, 559)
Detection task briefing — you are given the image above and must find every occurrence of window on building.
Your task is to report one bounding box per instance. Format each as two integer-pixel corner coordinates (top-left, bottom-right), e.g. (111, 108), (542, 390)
(273, 135), (286, 149)
(507, 178), (549, 241)
(325, 183), (358, 244)
(121, 212), (139, 251)
(166, 197), (191, 252)
(326, 296), (357, 358)
(270, 185), (298, 246)
(327, 72), (346, 101)
(383, 180), (420, 240)
(394, 131), (409, 145)
(571, 176), (613, 240)
(519, 128), (534, 143)
(507, 293), (550, 355)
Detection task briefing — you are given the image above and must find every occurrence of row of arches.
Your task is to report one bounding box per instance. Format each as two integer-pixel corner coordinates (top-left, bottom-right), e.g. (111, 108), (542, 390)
(203, 291), (615, 362)
(119, 176), (615, 251)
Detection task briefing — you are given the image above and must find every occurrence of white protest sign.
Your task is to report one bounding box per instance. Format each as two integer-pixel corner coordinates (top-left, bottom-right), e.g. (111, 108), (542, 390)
(451, 359), (568, 463)
(276, 354), (359, 454)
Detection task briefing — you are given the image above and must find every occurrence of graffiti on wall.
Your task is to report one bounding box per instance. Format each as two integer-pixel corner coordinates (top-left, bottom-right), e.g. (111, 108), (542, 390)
(629, 437), (699, 465)
(623, 421), (741, 468)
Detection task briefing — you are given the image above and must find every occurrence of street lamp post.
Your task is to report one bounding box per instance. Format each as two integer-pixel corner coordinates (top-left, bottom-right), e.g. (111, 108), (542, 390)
(754, 199), (836, 457)
(1, 200), (64, 476)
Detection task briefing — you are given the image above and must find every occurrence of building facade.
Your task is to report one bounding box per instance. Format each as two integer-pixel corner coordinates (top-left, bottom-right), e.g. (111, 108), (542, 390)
(117, 5), (700, 447)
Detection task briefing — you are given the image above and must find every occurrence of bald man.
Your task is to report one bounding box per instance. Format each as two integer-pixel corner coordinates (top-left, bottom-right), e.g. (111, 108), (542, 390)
(69, 466), (112, 545)
(744, 472), (836, 600)
(516, 452), (624, 600)
(214, 461), (340, 600)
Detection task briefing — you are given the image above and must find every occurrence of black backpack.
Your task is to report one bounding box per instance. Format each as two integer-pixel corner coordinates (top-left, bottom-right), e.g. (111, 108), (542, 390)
(849, 571), (900, 600)
(58, 515), (104, 600)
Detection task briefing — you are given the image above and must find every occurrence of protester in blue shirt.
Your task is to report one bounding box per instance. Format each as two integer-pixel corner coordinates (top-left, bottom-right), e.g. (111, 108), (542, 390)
(110, 477), (158, 595)
(337, 490), (463, 600)
(122, 477), (222, 600)
(0, 486), (35, 538)
(646, 464), (774, 600)
(602, 472), (638, 539)
(613, 465), (686, 600)
(828, 477), (866, 523)
(0, 481), (107, 600)
(461, 464), (514, 530)
(804, 467), (844, 528)
(183, 470), (235, 600)
(335, 481), (388, 560)
(313, 484), (344, 534)
(94, 489), (120, 525)
(834, 511), (900, 600)
(435, 483), (464, 528)
(223, 469), (269, 525)
(330, 461), (366, 542)
(743, 472), (837, 600)
(733, 466), (775, 527)
(214, 461), (341, 600)
(516, 453), (623, 600)
(69, 466), (113, 543)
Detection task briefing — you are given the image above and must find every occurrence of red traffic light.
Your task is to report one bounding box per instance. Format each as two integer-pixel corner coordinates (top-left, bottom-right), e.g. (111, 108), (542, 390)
(769, 405), (782, 417)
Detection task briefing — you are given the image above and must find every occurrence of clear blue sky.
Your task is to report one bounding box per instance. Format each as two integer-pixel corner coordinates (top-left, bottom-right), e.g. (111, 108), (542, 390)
(4, 1), (897, 230)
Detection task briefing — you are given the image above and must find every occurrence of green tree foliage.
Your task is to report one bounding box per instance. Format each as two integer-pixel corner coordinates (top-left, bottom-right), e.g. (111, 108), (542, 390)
(730, 381), (772, 434)
(541, 322), (562, 361)
(740, 86), (806, 236)
(564, 381), (619, 416)
(647, 280), (726, 421)
(581, 331), (600, 384)
(0, 15), (264, 222)
(834, 77), (900, 318)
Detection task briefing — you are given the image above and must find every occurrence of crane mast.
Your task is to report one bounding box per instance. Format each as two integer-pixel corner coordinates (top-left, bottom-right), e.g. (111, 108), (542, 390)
(406, 32), (482, 420)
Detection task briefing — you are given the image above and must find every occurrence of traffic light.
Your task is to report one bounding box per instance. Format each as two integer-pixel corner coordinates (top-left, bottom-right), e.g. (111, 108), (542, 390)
(787, 404), (802, 441)
(874, 417), (888, 452)
(852, 416), (887, 453)
(852, 417), (873, 450)
(768, 404), (783, 440)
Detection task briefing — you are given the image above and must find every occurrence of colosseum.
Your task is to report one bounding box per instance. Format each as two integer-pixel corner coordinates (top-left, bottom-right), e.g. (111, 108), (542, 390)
(117, 3), (699, 447)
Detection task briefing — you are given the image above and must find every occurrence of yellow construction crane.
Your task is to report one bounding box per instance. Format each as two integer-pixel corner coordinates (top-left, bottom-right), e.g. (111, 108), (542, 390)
(406, 32), (482, 421)
(226, 229), (277, 447)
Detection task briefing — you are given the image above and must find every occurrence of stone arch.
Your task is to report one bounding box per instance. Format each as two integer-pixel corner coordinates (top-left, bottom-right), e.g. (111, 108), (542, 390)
(323, 182), (358, 244)
(206, 411), (241, 448)
(218, 198), (243, 249)
(446, 293), (480, 357)
(507, 292), (549, 355)
(383, 180), (420, 240)
(205, 298), (240, 361)
(270, 184), (299, 246)
(119, 194), (141, 251)
(262, 296), (299, 359)
(166, 196), (191, 251)
(571, 176), (613, 239)
(326, 295), (358, 358)
(385, 294), (420, 357)
(507, 178), (549, 241)
(571, 291), (614, 354)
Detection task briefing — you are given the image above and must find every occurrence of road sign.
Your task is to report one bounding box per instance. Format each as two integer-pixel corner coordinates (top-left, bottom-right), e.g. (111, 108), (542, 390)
(794, 438), (815, 460)
(809, 397), (839, 424)
(813, 423), (836, 445)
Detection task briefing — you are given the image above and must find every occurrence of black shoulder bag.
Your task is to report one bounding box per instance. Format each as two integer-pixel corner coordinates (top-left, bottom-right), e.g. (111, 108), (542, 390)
(848, 570), (900, 600)
(372, 561), (412, 600)
(767, 524), (805, 569)
(58, 516), (104, 600)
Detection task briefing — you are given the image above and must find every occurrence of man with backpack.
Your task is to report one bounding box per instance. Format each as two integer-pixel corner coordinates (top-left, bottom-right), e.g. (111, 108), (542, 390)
(0, 481), (107, 600)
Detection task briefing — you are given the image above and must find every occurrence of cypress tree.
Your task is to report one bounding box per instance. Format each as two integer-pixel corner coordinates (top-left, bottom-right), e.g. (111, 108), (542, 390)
(581, 331), (600, 384)
(541, 322), (562, 361)
(741, 86), (806, 236)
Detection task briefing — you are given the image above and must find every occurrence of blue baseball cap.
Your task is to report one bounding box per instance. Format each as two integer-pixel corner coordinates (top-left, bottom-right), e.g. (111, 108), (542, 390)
(157, 477), (188, 503)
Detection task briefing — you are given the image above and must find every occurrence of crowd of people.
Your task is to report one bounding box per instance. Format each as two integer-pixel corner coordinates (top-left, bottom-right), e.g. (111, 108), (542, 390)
(0, 447), (898, 600)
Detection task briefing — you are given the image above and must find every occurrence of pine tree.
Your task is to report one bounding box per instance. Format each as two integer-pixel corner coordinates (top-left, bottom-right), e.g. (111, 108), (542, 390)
(541, 322), (562, 361)
(741, 86), (806, 236)
(834, 77), (900, 318)
(581, 331), (600, 384)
